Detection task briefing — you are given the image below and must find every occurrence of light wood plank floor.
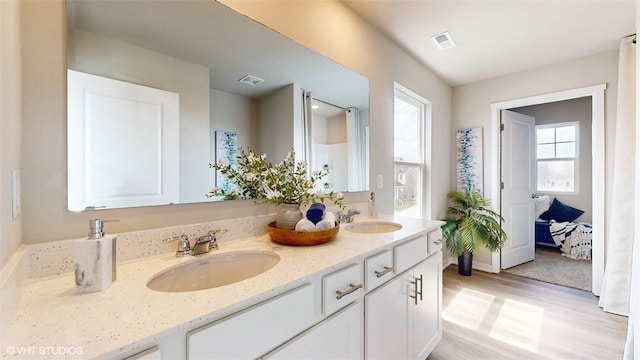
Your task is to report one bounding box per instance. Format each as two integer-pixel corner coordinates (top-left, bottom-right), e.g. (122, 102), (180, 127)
(428, 266), (628, 360)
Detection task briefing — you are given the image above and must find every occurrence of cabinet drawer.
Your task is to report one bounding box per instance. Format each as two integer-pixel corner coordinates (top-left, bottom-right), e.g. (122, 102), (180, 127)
(428, 229), (443, 254)
(394, 235), (428, 274)
(364, 250), (394, 291)
(124, 347), (160, 360)
(187, 284), (314, 359)
(323, 263), (363, 315)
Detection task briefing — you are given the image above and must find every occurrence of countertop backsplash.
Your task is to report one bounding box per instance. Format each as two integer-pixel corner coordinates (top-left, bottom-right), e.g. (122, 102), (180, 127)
(7, 202), (366, 281)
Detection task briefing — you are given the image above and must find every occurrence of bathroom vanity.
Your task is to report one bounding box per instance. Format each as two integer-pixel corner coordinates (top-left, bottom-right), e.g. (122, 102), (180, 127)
(1, 216), (443, 359)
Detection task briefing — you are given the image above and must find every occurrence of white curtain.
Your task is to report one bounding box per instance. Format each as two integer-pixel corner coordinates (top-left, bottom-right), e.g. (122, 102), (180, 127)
(599, 35), (636, 317)
(345, 107), (363, 191)
(624, 34), (639, 360)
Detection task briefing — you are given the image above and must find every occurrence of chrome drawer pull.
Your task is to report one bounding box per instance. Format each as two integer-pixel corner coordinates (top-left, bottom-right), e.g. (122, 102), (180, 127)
(410, 275), (423, 305)
(433, 239), (443, 245)
(335, 283), (363, 300)
(374, 266), (393, 278)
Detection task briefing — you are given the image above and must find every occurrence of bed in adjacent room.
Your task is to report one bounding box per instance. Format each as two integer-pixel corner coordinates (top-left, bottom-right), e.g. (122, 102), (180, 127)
(534, 196), (592, 260)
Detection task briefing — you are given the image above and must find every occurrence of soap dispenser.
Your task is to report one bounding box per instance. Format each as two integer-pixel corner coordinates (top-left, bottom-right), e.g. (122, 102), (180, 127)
(74, 219), (118, 293)
(368, 192), (377, 218)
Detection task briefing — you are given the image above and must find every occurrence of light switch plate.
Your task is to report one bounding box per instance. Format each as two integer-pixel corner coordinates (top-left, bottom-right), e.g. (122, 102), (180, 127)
(11, 169), (21, 219)
(377, 174), (383, 189)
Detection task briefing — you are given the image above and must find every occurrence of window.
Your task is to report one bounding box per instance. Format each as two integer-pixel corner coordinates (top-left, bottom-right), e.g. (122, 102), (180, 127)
(393, 84), (430, 217)
(536, 122), (579, 193)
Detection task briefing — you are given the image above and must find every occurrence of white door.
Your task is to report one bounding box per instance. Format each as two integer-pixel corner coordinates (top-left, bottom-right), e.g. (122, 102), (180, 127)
(67, 69), (180, 211)
(500, 110), (536, 269)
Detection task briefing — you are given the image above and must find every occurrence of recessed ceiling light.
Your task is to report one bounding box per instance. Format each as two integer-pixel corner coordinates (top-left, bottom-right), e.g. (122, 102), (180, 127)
(431, 31), (456, 51)
(238, 74), (264, 86)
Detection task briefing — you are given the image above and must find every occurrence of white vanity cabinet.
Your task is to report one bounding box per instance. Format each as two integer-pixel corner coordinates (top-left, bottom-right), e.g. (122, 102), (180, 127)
(262, 302), (363, 359)
(411, 253), (443, 359)
(365, 231), (443, 359)
(123, 347), (161, 360)
(123, 224), (442, 360)
(187, 284), (315, 359)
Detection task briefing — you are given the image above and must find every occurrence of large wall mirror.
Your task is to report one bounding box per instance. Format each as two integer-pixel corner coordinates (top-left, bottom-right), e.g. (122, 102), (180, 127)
(66, 0), (369, 211)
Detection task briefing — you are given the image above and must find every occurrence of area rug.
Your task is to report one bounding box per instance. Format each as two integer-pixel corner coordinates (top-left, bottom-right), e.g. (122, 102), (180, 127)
(503, 246), (592, 291)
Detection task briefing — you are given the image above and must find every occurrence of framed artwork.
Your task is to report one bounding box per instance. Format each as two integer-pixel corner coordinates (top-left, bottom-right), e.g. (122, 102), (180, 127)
(456, 127), (484, 195)
(215, 131), (238, 193)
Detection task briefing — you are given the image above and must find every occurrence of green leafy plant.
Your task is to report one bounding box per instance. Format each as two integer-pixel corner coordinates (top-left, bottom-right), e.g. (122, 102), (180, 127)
(208, 147), (344, 208)
(441, 187), (507, 256)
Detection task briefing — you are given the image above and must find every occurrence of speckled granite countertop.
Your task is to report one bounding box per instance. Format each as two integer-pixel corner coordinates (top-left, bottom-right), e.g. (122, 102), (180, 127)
(1, 216), (443, 359)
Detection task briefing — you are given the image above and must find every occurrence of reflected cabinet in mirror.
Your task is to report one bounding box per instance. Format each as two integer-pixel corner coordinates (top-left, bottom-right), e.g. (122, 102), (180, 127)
(66, 0), (369, 211)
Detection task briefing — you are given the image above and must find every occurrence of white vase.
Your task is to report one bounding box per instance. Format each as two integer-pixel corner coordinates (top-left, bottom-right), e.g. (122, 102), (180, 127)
(276, 203), (303, 230)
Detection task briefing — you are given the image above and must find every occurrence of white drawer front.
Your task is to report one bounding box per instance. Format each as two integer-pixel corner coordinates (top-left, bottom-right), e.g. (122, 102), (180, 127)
(187, 284), (314, 359)
(323, 263), (363, 315)
(428, 228), (443, 254)
(394, 235), (428, 274)
(364, 250), (394, 291)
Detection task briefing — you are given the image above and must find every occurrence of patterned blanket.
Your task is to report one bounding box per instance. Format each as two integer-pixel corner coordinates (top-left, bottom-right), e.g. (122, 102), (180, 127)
(549, 221), (592, 260)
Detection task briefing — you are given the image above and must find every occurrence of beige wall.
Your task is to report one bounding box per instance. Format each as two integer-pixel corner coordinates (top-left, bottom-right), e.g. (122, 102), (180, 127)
(0, 0), (22, 267)
(12, 0), (451, 253)
(452, 51), (619, 268)
(258, 83), (299, 163)
(210, 88), (259, 153)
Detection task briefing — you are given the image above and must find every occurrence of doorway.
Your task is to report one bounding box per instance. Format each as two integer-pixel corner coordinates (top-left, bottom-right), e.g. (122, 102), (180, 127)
(490, 84), (606, 295)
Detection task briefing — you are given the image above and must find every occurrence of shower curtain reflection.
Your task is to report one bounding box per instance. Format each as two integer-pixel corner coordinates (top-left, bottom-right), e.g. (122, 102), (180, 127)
(304, 93), (366, 193)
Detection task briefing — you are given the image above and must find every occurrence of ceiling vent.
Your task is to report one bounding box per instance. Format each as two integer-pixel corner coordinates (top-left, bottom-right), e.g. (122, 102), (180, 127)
(238, 74), (265, 86)
(431, 31), (456, 51)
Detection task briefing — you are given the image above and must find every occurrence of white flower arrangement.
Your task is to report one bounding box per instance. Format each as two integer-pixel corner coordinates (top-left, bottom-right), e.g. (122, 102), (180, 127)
(208, 147), (344, 208)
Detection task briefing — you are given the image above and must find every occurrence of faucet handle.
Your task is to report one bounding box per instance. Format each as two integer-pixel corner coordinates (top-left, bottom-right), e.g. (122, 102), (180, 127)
(196, 229), (226, 251)
(164, 234), (191, 257)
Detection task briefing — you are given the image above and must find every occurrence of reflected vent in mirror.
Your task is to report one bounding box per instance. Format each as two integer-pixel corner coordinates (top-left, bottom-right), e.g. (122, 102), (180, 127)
(238, 74), (265, 86)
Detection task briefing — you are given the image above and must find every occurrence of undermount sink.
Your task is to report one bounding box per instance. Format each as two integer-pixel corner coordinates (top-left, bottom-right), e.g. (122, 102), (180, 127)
(147, 250), (280, 292)
(343, 220), (403, 234)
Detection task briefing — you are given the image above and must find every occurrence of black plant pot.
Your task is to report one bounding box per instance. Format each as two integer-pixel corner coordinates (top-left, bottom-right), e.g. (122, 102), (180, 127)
(457, 250), (473, 276)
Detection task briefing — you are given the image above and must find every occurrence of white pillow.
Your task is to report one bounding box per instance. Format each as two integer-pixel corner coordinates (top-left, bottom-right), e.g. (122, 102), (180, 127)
(534, 195), (551, 220)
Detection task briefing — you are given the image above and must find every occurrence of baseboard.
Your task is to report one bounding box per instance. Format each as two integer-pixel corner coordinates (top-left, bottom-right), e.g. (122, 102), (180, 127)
(444, 255), (496, 273)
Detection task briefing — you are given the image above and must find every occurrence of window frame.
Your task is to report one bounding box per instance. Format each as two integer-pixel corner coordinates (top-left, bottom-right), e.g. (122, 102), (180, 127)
(535, 121), (580, 194)
(393, 84), (429, 218)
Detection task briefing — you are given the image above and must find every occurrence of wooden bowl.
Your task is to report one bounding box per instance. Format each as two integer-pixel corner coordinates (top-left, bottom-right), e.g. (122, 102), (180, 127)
(266, 221), (340, 246)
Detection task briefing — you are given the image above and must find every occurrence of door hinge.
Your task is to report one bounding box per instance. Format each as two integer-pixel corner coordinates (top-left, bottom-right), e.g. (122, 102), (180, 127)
(500, 123), (505, 131)
(500, 182), (504, 190)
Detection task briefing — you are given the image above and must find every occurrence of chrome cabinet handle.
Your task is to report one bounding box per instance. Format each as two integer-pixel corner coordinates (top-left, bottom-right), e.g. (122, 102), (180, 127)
(335, 283), (363, 300)
(410, 274), (423, 305)
(374, 266), (393, 278)
(433, 239), (443, 245)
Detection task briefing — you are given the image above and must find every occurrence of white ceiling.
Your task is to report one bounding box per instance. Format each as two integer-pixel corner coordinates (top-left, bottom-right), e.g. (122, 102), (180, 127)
(342, 0), (636, 86)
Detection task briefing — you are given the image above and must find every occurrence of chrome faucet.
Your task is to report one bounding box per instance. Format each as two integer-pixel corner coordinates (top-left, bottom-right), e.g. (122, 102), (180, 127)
(191, 231), (219, 256)
(164, 230), (222, 257)
(336, 209), (361, 224)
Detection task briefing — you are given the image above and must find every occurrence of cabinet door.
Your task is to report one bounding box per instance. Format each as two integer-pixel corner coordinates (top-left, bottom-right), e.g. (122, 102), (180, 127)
(365, 272), (412, 359)
(411, 254), (442, 359)
(264, 302), (363, 359)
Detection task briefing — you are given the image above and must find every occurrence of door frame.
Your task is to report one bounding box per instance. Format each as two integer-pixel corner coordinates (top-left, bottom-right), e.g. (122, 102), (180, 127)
(489, 84), (606, 295)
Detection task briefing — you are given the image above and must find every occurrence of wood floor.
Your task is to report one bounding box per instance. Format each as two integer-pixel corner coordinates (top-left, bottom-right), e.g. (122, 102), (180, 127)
(428, 266), (628, 360)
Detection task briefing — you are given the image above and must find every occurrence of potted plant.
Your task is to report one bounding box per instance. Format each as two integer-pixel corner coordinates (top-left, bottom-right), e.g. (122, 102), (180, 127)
(208, 147), (344, 229)
(441, 187), (507, 276)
